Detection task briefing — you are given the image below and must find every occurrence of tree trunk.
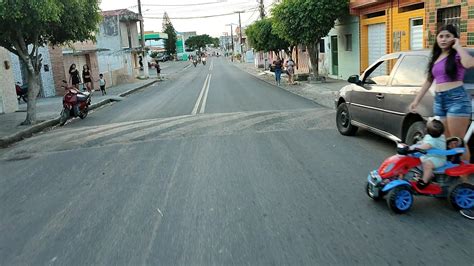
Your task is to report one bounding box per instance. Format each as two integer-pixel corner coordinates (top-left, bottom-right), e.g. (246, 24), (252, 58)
(22, 60), (41, 125)
(307, 42), (319, 79)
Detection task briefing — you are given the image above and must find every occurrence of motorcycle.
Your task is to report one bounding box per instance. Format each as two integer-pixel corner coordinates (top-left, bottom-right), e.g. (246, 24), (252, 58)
(59, 82), (91, 126)
(193, 59), (198, 67)
(15, 82), (28, 103)
(202, 57), (207, 65)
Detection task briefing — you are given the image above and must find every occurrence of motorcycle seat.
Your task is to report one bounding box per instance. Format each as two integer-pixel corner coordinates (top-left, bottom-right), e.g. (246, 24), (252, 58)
(77, 94), (88, 102)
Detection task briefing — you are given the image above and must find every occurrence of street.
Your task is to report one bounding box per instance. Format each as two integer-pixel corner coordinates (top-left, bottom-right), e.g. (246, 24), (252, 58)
(0, 58), (473, 265)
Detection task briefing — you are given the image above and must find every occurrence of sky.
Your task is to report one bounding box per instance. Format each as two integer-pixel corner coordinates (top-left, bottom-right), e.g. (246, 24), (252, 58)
(99, 0), (276, 38)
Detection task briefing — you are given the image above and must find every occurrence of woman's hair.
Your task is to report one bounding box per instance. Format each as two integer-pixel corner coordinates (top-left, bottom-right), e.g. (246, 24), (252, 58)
(427, 24), (459, 82)
(426, 119), (444, 138)
(83, 64), (89, 70)
(69, 64), (76, 73)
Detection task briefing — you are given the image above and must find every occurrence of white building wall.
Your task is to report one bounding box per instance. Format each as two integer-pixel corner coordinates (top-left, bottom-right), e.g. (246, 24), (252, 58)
(38, 46), (55, 97)
(0, 48), (19, 113)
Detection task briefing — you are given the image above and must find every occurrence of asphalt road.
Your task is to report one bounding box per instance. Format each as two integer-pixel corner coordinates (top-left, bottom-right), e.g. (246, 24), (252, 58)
(0, 58), (473, 265)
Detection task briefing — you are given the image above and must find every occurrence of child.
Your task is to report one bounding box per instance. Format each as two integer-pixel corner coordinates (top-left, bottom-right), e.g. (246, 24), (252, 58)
(415, 119), (446, 189)
(98, 74), (106, 95)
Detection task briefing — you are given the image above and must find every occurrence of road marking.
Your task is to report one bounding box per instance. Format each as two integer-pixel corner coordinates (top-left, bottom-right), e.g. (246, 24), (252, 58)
(209, 61), (214, 71)
(183, 64), (192, 70)
(191, 74), (210, 115)
(200, 74), (211, 114)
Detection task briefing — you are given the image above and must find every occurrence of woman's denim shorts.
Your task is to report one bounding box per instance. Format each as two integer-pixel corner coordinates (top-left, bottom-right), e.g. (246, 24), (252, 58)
(434, 86), (472, 118)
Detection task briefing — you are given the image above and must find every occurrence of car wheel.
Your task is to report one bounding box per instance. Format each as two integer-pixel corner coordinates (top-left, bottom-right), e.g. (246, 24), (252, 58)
(448, 183), (474, 210)
(336, 103), (358, 136)
(386, 186), (413, 214)
(405, 121), (425, 145)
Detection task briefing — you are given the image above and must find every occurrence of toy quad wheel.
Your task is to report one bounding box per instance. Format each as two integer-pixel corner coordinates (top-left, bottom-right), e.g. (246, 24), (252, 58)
(386, 186), (413, 214)
(366, 182), (383, 200)
(448, 183), (474, 210)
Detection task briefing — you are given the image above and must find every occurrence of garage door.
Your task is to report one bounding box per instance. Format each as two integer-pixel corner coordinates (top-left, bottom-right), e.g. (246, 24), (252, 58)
(410, 18), (423, 50)
(368, 23), (386, 76)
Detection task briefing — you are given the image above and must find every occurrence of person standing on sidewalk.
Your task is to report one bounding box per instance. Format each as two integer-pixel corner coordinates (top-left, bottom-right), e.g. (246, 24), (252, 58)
(82, 64), (92, 92)
(98, 74), (106, 95)
(285, 58), (295, 85)
(68, 64), (81, 90)
(273, 56), (283, 86)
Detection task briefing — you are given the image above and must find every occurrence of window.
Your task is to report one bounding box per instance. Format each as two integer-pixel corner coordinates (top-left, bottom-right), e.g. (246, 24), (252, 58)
(437, 6), (461, 29)
(364, 58), (399, 86)
(391, 55), (429, 86)
(319, 39), (325, 53)
(345, 34), (352, 51)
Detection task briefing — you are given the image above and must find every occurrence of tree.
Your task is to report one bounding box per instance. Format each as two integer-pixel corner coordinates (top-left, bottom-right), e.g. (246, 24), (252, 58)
(245, 18), (291, 55)
(0, 0), (101, 125)
(164, 23), (177, 55)
(185, 34), (217, 51)
(272, 0), (348, 79)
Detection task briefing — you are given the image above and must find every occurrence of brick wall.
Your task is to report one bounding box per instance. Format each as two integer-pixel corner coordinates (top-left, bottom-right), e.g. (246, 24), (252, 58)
(48, 45), (67, 96)
(425, 0), (474, 48)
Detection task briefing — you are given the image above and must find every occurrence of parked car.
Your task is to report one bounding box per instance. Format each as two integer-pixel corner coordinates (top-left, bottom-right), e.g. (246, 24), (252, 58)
(157, 53), (170, 62)
(335, 49), (474, 146)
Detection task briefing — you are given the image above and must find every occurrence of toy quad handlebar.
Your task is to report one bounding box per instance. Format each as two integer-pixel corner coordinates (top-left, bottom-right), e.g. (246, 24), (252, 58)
(396, 143), (466, 156)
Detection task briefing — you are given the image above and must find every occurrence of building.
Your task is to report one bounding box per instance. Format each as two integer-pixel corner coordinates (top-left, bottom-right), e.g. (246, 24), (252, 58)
(425, 0), (474, 47)
(96, 9), (142, 86)
(320, 16), (360, 79)
(350, 0), (425, 71)
(0, 48), (18, 114)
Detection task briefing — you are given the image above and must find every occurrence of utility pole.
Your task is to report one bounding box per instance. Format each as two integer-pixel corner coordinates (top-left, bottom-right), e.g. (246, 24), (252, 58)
(259, 0), (265, 19)
(235, 11), (244, 57)
(226, 23), (236, 62)
(137, 0), (149, 78)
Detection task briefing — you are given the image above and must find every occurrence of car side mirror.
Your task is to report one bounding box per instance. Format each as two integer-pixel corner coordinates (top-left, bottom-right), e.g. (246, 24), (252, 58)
(347, 75), (361, 85)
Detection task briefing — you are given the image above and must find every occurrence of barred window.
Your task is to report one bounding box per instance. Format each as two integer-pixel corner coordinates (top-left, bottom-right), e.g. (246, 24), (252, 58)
(437, 6), (461, 29)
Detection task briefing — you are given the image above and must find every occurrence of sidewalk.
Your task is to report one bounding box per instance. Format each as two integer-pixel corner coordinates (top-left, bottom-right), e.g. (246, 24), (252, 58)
(0, 79), (157, 148)
(233, 62), (348, 109)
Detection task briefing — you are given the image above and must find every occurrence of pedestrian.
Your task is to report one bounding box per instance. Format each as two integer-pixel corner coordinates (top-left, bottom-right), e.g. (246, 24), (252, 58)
(98, 73), (106, 95)
(273, 56), (283, 86)
(139, 55), (143, 70)
(408, 24), (474, 219)
(68, 63), (81, 90)
(82, 64), (92, 92)
(285, 58), (295, 85)
(155, 60), (161, 80)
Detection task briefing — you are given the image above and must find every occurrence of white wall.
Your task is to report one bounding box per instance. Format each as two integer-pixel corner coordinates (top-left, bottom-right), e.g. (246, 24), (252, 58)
(0, 48), (18, 113)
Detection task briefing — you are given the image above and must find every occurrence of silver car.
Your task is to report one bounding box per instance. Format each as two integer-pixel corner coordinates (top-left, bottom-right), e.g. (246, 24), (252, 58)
(335, 49), (474, 145)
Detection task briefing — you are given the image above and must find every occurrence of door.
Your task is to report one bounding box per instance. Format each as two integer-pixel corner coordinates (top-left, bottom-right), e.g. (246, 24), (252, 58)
(350, 56), (399, 131)
(410, 18), (423, 50)
(368, 23), (386, 76)
(383, 55), (430, 137)
(331, 36), (338, 76)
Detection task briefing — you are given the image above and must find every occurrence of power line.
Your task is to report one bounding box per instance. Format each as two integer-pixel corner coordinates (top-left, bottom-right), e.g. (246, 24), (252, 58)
(143, 8), (258, 20)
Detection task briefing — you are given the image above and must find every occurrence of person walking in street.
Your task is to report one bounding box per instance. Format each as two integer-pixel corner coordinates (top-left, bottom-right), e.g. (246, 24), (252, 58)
(155, 60), (161, 80)
(408, 24), (474, 219)
(285, 58), (295, 85)
(98, 73), (106, 96)
(82, 64), (92, 92)
(68, 63), (81, 90)
(273, 56), (283, 86)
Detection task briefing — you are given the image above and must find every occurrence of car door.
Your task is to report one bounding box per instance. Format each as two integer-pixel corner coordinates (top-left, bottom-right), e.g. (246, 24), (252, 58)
(382, 54), (431, 138)
(350, 54), (400, 130)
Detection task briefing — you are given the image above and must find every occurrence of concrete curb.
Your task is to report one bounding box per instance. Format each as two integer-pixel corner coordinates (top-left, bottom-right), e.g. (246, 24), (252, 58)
(0, 80), (157, 149)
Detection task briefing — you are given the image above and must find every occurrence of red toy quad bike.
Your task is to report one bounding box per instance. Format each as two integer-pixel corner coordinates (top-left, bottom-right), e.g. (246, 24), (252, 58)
(366, 141), (474, 214)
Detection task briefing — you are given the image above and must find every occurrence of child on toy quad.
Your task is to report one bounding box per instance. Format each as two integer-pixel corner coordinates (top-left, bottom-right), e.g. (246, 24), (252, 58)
(414, 119), (446, 190)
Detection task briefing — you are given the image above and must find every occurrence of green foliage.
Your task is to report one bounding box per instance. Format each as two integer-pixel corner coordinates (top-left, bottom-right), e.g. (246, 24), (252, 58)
(0, 0), (101, 54)
(164, 22), (177, 55)
(246, 18), (289, 52)
(185, 34), (217, 50)
(271, 0), (348, 46)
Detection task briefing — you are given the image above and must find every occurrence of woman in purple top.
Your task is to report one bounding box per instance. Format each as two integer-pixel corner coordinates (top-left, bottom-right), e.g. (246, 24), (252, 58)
(409, 25), (474, 219)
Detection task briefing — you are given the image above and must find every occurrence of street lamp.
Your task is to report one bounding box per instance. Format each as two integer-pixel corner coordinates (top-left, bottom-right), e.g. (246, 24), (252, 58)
(225, 23), (236, 62)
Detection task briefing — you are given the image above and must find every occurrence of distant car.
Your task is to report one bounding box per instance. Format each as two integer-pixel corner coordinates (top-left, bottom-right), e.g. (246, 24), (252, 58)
(157, 54), (170, 62)
(335, 49), (474, 146)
